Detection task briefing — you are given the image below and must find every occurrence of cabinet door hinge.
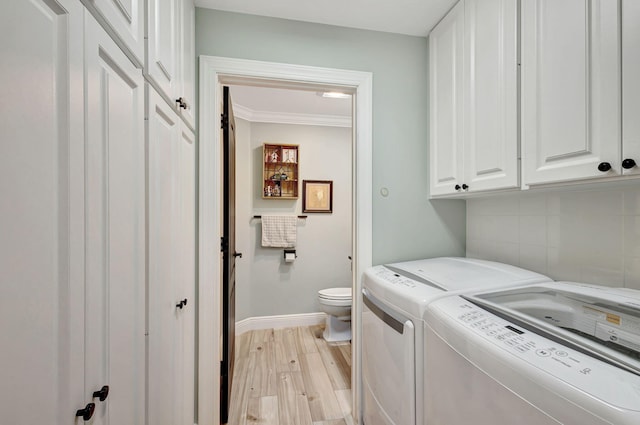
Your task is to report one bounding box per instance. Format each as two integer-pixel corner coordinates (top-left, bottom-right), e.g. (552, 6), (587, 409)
(221, 113), (229, 129)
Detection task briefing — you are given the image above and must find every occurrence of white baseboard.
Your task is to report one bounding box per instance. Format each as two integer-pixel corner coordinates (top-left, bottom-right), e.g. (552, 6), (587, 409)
(235, 312), (327, 335)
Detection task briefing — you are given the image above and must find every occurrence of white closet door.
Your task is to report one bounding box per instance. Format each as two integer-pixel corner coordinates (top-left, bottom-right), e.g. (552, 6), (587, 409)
(429, 1), (465, 196)
(147, 0), (178, 102)
(83, 0), (144, 67)
(84, 11), (145, 425)
(178, 125), (197, 425)
(0, 0), (85, 423)
(623, 0), (640, 176)
(147, 86), (182, 425)
(521, 0), (621, 185)
(464, 0), (518, 191)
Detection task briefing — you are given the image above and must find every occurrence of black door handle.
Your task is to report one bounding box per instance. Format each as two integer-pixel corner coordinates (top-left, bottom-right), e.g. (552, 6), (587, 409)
(233, 252), (243, 258)
(455, 184), (461, 191)
(598, 162), (612, 172)
(622, 158), (637, 169)
(461, 184), (469, 190)
(176, 301), (184, 309)
(92, 385), (109, 402)
(76, 403), (95, 421)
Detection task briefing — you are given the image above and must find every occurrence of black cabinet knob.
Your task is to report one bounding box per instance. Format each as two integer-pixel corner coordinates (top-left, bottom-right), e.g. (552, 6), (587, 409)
(76, 403), (95, 421)
(175, 97), (188, 109)
(462, 184), (469, 190)
(454, 184), (461, 191)
(176, 301), (184, 309)
(598, 162), (612, 172)
(92, 385), (109, 402)
(233, 252), (243, 258)
(622, 158), (637, 169)
(182, 298), (187, 307)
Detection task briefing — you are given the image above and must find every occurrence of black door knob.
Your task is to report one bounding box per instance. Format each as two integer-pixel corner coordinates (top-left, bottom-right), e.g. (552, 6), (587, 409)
(181, 298), (187, 307)
(176, 301), (184, 309)
(462, 184), (469, 190)
(233, 252), (243, 258)
(622, 158), (637, 169)
(454, 184), (461, 191)
(598, 162), (612, 172)
(93, 385), (109, 402)
(76, 403), (96, 421)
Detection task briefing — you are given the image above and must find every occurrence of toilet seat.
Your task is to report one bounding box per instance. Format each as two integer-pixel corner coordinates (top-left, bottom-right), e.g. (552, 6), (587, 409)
(318, 287), (352, 300)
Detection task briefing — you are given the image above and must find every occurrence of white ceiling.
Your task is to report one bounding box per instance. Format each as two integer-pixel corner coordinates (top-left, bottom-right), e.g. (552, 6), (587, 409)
(195, 0), (457, 37)
(229, 85), (352, 119)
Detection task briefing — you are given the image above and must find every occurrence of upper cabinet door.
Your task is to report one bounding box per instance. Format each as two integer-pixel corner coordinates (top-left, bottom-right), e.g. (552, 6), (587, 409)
(0, 0), (86, 423)
(521, 0), (621, 185)
(84, 11), (145, 425)
(623, 0), (640, 176)
(429, 1), (465, 197)
(178, 0), (196, 130)
(83, 0), (144, 67)
(147, 0), (178, 102)
(464, 0), (518, 192)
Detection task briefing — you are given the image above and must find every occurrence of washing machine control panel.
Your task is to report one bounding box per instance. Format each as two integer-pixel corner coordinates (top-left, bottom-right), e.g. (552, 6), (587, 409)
(372, 266), (419, 288)
(432, 297), (640, 410)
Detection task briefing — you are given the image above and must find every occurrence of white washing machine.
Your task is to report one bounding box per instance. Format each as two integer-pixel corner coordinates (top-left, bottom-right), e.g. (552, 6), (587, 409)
(361, 257), (552, 425)
(423, 282), (640, 424)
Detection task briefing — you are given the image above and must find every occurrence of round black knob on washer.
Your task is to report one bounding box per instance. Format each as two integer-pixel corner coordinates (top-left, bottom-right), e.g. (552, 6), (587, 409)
(597, 162), (612, 172)
(455, 184), (461, 191)
(622, 158), (637, 169)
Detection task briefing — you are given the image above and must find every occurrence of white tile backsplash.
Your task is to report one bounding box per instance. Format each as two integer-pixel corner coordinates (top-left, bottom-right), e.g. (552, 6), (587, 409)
(466, 188), (640, 288)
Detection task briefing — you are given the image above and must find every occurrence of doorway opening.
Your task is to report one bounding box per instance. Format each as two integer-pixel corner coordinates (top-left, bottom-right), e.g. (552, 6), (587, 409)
(224, 81), (353, 423)
(198, 56), (372, 425)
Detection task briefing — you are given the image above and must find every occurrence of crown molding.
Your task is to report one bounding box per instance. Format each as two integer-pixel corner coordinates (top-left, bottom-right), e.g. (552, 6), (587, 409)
(233, 103), (352, 128)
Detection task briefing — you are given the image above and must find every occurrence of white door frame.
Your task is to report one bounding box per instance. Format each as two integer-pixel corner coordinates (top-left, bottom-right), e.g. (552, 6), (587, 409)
(198, 55), (372, 425)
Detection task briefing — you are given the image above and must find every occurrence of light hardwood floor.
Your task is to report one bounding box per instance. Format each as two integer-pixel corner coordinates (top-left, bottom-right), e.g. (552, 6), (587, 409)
(227, 325), (352, 425)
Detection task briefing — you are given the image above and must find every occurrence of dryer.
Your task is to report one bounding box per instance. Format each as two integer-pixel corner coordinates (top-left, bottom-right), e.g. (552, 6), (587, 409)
(423, 282), (640, 424)
(361, 257), (551, 425)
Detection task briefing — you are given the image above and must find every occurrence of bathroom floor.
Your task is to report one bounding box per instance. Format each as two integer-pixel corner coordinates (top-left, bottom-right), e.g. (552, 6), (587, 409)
(227, 325), (352, 425)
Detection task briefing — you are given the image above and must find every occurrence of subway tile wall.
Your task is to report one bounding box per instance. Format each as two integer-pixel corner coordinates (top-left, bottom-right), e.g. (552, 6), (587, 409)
(466, 187), (640, 289)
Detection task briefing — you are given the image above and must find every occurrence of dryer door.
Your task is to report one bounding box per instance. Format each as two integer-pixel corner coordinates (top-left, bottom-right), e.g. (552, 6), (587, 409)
(362, 289), (415, 425)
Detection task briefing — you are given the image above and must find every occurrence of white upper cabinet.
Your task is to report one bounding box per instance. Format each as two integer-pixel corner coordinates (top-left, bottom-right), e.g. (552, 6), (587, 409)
(521, 0), (621, 186)
(147, 0), (196, 128)
(623, 0), (640, 176)
(429, 1), (465, 197)
(463, 0), (518, 192)
(429, 0), (518, 197)
(82, 0), (145, 67)
(178, 0), (196, 130)
(147, 0), (179, 102)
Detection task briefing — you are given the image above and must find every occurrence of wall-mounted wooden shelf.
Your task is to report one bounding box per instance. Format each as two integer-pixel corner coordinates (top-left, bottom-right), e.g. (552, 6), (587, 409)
(263, 143), (299, 199)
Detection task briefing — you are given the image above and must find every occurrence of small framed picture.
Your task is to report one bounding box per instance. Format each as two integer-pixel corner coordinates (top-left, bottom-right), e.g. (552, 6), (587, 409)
(303, 180), (333, 213)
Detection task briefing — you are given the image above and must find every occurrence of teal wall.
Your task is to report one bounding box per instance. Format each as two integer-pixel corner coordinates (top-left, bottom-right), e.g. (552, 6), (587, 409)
(196, 9), (466, 265)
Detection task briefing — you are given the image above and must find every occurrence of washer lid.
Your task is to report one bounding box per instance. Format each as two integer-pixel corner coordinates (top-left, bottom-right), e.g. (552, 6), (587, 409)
(319, 287), (352, 299)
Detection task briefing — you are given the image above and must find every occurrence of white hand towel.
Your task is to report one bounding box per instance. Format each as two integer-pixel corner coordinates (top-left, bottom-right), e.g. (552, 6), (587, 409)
(261, 215), (297, 248)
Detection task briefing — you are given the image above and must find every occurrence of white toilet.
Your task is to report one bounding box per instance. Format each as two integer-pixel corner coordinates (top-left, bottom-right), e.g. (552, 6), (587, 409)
(317, 287), (352, 342)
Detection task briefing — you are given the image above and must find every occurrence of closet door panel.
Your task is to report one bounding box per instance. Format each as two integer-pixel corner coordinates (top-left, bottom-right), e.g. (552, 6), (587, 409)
(521, 0), (621, 184)
(178, 0), (196, 129)
(178, 125), (197, 424)
(84, 12), (145, 425)
(148, 87), (181, 425)
(0, 0), (85, 423)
